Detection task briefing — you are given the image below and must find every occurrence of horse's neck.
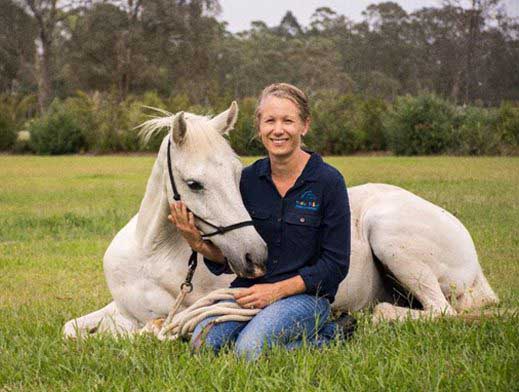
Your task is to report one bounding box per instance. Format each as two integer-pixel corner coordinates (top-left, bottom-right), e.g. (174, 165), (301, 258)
(136, 150), (184, 253)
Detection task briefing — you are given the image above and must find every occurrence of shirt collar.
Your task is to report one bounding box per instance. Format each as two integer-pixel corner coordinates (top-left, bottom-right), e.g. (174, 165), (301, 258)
(257, 151), (322, 183)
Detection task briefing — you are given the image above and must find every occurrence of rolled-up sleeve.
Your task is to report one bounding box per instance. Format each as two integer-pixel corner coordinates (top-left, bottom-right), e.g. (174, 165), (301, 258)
(203, 257), (233, 275)
(298, 175), (351, 301)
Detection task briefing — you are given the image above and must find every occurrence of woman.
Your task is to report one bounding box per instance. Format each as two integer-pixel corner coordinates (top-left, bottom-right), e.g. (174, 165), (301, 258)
(169, 83), (353, 360)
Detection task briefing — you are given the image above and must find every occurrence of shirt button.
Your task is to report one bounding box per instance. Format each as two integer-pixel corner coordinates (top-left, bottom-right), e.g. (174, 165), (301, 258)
(273, 259), (278, 264)
(299, 217), (306, 223)
(277, 217), (282, 222)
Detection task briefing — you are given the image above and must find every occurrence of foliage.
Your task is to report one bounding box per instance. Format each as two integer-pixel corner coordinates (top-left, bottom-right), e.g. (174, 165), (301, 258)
(28, 100), (85, 154)
(496, 102), (519, 150)
(228, 97), (264, 156)
(1, 90), (518, 156)
(383, 94), (456, 155)
(308, 93), (361, 154)
(453, 106), (500, 155)
(0, 93), (38, 151)
(0, 112), (16, 151)
(6, 1), (519, 109)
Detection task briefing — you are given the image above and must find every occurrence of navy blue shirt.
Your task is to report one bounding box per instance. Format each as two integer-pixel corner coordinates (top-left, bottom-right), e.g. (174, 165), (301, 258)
(204, 153), (351, 303)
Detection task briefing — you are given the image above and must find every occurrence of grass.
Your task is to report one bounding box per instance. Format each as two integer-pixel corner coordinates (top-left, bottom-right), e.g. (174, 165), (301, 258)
(0, 155), (518, 391)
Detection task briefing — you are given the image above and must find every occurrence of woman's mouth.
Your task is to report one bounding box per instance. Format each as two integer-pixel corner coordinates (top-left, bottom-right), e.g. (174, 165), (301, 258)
(270, 138), (289, 146)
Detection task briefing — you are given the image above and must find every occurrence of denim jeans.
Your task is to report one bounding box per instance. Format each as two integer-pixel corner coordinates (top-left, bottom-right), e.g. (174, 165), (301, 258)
(190, 294), (339, 360)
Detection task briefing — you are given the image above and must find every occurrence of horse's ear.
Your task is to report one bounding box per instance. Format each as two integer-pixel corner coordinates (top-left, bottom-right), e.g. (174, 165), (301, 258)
(172, 112), (187, 145)
(209, 101), (239, 135)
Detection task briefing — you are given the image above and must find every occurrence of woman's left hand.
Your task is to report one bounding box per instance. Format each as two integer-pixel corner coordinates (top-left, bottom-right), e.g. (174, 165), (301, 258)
(234, 283), (282, 309)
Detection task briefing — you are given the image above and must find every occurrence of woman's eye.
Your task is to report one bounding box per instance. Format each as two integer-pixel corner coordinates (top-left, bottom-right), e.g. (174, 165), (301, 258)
(186, 180), (204, 191)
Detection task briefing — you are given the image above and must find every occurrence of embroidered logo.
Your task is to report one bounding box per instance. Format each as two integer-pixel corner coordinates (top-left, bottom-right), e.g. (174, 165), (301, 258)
(295, 190), (320, 211)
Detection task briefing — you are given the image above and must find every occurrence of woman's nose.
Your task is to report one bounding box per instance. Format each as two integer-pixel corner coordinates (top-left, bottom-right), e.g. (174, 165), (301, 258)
(273, 122), (284, 134)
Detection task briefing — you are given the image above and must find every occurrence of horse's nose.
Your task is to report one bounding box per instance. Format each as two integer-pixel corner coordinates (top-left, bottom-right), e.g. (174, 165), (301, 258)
(245, 253), (266, 278)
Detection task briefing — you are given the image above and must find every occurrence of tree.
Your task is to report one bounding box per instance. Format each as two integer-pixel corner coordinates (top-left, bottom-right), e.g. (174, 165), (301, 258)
(276, 11), (303, 36)
(0, 0), (37, 93)
(16, 0), (81, 111)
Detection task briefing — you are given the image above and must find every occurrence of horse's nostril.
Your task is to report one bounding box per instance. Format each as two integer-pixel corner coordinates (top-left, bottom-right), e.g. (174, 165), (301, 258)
(245, 253), (252, 263)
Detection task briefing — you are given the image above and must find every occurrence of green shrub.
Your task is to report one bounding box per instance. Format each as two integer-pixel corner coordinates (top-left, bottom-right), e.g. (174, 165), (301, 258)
(29, 100), (85, 154)
(0, 93), (38, 151)
(355, 98), (388, 151)
(384, 94), (456, 155)
(454, 107), (500, 155)
(0, 113), (16, 151)
(496, 102), (519, 150)
(309, 93), (361, 154)
(229, 97), (264, 155)
(59, 92), (100, 151)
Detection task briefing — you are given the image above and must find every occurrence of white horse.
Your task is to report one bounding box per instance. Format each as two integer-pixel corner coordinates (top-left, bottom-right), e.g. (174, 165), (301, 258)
(63, 102), (498, 337)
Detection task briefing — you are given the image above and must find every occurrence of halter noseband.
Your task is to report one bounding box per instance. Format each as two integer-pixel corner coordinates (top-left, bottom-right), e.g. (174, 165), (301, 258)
(166, 138), (254, 241)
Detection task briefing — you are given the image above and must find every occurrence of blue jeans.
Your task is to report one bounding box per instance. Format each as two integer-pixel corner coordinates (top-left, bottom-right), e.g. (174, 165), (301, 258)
(190, 294), (339, 360)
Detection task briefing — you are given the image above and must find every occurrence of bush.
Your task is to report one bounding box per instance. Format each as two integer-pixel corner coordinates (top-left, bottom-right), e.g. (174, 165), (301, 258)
(496, 102), (519, 150)
(0, 113), (16, 151)
(384, 94), (456, 155)
(355, 98), (388, 151)
(0, 93), (38, 151)
(309, 93), (361, 154)
(29, 100), (85, 154)
(229, 97), (264, 155)
(454, 107), (500, 155)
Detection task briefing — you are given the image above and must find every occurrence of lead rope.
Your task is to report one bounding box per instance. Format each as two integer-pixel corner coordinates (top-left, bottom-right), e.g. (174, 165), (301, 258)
(150, 288), (260, 341)
(157, 250), (198, 337)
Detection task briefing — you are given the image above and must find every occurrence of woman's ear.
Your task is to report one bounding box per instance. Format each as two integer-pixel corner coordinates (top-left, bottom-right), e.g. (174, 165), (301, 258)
(301, 117), (311, 137)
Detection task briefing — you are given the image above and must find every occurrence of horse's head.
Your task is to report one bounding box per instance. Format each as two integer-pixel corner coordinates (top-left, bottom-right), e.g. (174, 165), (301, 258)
(141, 102), (267, 278)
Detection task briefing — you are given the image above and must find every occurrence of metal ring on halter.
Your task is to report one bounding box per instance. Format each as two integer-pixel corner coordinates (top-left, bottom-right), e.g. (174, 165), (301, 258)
(180, 282), (193, 293)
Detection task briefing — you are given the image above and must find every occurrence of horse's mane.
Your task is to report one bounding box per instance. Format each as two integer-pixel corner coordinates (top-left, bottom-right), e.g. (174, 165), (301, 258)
(137, 107), (237, 158)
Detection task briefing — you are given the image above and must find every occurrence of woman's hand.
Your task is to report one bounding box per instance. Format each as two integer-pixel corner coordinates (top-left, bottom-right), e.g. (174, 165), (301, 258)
(168, 201), (226, 263)
(234, 283), (282, 309)
(168, 201), (204, 252)
(234, 275), (307, 309)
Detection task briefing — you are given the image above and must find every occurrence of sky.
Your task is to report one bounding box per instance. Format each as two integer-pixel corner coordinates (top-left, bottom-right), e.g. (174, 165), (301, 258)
(217, 0), (519, 32)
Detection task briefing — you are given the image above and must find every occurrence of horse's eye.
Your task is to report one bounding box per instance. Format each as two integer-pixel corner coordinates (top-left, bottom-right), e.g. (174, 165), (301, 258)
(186, 180), (204, 191)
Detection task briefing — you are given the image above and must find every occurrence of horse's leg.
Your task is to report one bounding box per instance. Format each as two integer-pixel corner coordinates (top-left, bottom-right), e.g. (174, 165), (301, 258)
(454, 269), (498, 312)
(369, 234), (456, 323)
(63, 301), (139, 338)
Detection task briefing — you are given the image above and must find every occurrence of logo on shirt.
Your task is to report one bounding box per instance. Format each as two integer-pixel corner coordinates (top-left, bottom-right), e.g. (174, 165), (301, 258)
(295, 190), (320, 211)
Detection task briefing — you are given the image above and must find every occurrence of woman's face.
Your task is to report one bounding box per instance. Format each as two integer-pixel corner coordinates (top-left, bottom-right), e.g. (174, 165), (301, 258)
(258, 96), (309, 159)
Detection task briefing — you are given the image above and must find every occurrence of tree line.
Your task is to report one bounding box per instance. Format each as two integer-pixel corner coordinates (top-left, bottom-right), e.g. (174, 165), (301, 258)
(0, 0), (518, 155)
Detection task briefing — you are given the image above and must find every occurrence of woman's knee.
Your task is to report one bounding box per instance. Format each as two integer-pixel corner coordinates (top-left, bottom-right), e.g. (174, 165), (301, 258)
(233, 295), (331, 359)
(190, 318), (244, 353)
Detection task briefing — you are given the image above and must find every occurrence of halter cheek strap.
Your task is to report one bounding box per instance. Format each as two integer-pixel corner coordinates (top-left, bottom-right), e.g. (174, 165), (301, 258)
(166, 138), (254, 239)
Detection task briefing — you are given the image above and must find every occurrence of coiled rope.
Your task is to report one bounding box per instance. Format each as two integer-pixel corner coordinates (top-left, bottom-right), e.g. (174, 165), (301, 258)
(142, 288), (260, 340)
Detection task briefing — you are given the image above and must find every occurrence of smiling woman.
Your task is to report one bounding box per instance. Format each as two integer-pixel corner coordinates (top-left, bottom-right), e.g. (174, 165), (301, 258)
(170, 83), (355, 360)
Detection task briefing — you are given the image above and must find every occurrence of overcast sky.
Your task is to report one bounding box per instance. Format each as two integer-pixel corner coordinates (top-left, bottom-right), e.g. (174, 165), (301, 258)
(218, 0), (519, 32)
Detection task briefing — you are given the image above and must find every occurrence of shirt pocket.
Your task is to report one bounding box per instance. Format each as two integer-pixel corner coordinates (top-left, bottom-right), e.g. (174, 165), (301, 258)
(249, 207), (273, 244)
(284, 211), (322, 255)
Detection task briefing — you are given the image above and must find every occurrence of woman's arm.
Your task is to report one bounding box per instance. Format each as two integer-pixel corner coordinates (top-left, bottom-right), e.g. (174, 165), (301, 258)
(297, 174), (351, 300)
(169, 202), (225, 264)
(233, 275), (306, 309)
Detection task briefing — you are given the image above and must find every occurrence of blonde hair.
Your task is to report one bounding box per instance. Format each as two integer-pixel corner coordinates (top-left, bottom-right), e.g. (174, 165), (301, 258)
(255, 83), (310, 129)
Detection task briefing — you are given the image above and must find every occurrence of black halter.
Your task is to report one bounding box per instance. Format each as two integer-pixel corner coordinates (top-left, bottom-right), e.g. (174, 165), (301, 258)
(166, 139), (254, 240)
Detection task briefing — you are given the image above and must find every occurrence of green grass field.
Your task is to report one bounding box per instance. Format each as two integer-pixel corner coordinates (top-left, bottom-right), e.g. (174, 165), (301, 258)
(1, 155), (518, 391)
